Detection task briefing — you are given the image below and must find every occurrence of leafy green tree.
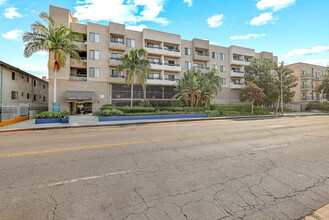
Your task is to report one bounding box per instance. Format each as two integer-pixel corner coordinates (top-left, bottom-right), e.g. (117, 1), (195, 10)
(274, 63), (298, 105)
(116, 49), (151, 107)
(175, 69), (221, 107)
(23, 12), (82, 105)
(317, 66), (329, 100)
(239, 81), (266, 115)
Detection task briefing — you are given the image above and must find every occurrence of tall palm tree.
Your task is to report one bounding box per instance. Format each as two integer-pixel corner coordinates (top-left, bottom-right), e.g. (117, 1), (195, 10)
(116, 49), (150, 107)
(23, 12), (82, 108)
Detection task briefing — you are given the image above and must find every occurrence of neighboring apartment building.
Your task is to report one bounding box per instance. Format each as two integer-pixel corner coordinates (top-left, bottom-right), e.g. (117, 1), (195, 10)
(285, 62), (328, 111)
(0, 61), (48, 121)
(49, 5), (278, 113)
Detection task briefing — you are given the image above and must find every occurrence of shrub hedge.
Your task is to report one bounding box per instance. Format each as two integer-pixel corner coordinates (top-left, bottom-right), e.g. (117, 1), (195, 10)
(100, 105), (209, 113)
(306, 103), (329, 111)
(34, 111), (70, 119)
(210, 104), (269, 113)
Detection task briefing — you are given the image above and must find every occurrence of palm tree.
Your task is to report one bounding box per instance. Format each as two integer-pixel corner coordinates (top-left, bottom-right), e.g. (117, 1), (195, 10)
(116, 49), (150, 107)
(175, 69), (221, 107)
(23, 12), (82, 109)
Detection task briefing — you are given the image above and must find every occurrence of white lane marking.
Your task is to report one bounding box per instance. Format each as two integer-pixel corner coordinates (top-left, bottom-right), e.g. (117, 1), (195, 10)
(40, 170), (129, 187)
(267, 125), (285, 128)
(254, 144), (288, 151)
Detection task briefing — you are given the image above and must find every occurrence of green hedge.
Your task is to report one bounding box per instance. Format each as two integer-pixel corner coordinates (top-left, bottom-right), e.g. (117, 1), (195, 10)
(100, 105), (208, 113)
(306, 103), (329, 111)
(210, 104), (269, 113)
(34, 111), (70, 119)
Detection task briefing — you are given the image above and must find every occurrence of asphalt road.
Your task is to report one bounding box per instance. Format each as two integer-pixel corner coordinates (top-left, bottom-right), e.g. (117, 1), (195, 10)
(1, 116), (329, 220)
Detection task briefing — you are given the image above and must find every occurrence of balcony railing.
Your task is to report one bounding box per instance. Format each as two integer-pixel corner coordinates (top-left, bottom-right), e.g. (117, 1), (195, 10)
(164, 63), (180, 67)
(145, 45), (162, 49)
(110, 40), (124, 44)
(301, 85), (313, 89)
(232, 70), (245, 73)
(110, 74), (125, 78)
(301, 73), (313, 78)
(110, 57), (123, 60)
(70, 73), (87, 81)
(195, 52), (209, 56)
(233, 58), (244, 61)
(164, 47), (180, 52)
(244, 59), (252, 62)
(301, 96), (314, 101)
(149, 61), (163, 65)
(232, 83), (245, 85)
(196, 66), (210, 70)
(70, 73), (87, 77)
(147, 77), (163, 80)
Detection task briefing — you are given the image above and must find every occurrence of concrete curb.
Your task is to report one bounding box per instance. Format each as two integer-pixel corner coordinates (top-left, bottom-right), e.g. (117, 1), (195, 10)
(0, 113), (328, 133)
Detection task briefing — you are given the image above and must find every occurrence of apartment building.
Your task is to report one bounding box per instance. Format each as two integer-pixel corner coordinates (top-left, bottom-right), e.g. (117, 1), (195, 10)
(0, 61), (48, 121)
(49, 5), (278, 113)
(285, 62), (328, 111)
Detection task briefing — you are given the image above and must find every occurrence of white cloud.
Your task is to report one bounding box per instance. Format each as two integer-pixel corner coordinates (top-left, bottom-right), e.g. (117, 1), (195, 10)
(207, 14), (224, 28)
(301, 59), (329, 66)
(35, 51), (48, 56)
(184, 0), (192, 7)
(74, 0), (169, 26)
(210, 41), (220, 46)
(230, 33), (266, 40)
(250, 12), (275, 25)
(285, 46), (329, 58)
(4, 7), (23, 19)
(257, 0), (296, 11)
(126, 24), (147, 32)
(0, 29), (23, 40)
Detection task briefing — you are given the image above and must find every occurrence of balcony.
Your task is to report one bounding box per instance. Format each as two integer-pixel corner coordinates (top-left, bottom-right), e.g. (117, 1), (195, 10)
(163, 63), (181, 72)
(230, 83), (245, 89)
(74, 41), (87, 51)
(230, 70), (245, 78)
(193, 51), (210, 62)
(301, 85), (314, 90)
(70, 73), (87, 81)
(109, 57), (123, 66)
(149, 62), (164, 70)
(146, 77), (179, 86)
(109, 40), (125, 51)
(70, 58), (87, 68)
(109, 74), (126, 83)
(231, 57), (250, 66)
(314, 76), (323, 81)
(300, 73), (313, 79)
(163, 46), (181, 57)
(301, 96), (314, 101)
(144, 45), (163, 55)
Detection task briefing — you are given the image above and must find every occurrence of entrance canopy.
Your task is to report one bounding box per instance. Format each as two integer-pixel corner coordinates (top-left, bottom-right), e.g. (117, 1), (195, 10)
(64, 91), (94, 102)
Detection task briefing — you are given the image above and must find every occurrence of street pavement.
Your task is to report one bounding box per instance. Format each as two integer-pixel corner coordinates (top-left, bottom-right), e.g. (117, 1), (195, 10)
(0, 116), (329, 220)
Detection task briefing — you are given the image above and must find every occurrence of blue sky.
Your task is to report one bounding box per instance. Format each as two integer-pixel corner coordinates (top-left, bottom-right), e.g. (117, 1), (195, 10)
(0, 0), (328, 78)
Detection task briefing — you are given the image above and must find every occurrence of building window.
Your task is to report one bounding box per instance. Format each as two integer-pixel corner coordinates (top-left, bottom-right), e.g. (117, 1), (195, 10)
(220, 78), (226, 85)
(220, 65), (226, 73)
(185, 61), (192, 69)
(33, 95), (38, 101)
(11, 91), (18, 99)
(164, 74), (175, 81)
(27, 77), (30, 83)
(21, 92), (24, 97)
(126, 38), (136, 48)
(12, 72), (17, 80)
(111, 53), (123, 60)
(33, 80), (37, 86)
(89, 50), (100, 60)
(212, 64), (218, 70)
(220, 53), (225, 60)
(89, 32), (100, 43)
(148, 73), (161, 80)
(111, 36), (124, 44)
(27, 93), (31, 99)
(185, 48), (191, 56)
(43, 96), (46, 102)
(212, 52), (218, 60)
(21, 75), (24, 79)
(89, 67), (100, 78)
(43, 84), (46, 89)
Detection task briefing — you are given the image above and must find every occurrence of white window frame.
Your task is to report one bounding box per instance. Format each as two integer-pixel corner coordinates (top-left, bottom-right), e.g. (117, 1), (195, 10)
(126, 38), (136, 48)
(89, 32), (100, 43)
(220, 53), (225, 60)
(89, 50), (100, 60)
(89, 67), (100, 78)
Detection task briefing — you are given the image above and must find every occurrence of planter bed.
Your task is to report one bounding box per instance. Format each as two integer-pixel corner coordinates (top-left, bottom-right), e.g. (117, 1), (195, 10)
(35, 118), (69, 124)
(99, 113), (207, 122)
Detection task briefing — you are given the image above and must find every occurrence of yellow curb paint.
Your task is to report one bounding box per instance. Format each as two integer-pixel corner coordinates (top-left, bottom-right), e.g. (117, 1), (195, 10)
(0, 121), (328, 158)
(0, 116), (29, 127)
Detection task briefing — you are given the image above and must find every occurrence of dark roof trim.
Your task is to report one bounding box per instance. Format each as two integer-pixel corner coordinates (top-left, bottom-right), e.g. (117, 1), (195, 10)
(0, 60), (49, 84)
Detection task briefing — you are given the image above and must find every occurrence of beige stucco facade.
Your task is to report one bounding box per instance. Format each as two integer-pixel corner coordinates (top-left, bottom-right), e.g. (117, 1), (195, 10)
(0, 61), (48, 107)
(49, 5), (278, 113)
(285, 62), (328, 108)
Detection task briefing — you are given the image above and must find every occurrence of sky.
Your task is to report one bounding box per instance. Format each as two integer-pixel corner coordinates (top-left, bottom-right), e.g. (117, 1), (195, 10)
(0, 0), (328, 78)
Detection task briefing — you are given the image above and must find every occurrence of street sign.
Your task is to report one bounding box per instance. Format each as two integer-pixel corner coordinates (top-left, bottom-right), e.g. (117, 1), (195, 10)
(52, 103), (61, 112)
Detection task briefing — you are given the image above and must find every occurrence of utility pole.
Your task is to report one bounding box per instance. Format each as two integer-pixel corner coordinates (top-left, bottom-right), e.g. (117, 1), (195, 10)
(280, 61), (284, 116)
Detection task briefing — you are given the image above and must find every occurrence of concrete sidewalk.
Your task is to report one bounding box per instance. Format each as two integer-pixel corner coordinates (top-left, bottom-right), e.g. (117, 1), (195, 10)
(0, 112), (328, 132)
(302, 204), (329, 220)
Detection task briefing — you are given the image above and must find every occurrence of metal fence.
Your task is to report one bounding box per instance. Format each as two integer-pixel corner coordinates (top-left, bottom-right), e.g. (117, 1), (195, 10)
(0, 103), (48, 122)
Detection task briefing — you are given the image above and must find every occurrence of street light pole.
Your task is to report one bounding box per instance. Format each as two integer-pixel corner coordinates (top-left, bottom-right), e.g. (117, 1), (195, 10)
(280, 61), (284, 116)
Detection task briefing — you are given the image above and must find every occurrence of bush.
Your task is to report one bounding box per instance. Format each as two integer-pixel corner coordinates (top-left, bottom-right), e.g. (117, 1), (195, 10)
(34, 111), (70, 119)
(102, 109), (125, 116)
(306, 103), (329, 112)
(205, 110), (223, 117)
(210, 104), (268, 113)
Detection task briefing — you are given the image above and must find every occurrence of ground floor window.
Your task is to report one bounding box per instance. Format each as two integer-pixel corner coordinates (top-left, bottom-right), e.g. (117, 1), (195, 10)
(112, 84), (143, 99)
(70, 102), (92, 114)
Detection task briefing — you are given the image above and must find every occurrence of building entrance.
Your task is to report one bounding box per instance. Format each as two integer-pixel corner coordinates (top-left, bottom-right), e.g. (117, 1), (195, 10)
(69, 102), (92, 115)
